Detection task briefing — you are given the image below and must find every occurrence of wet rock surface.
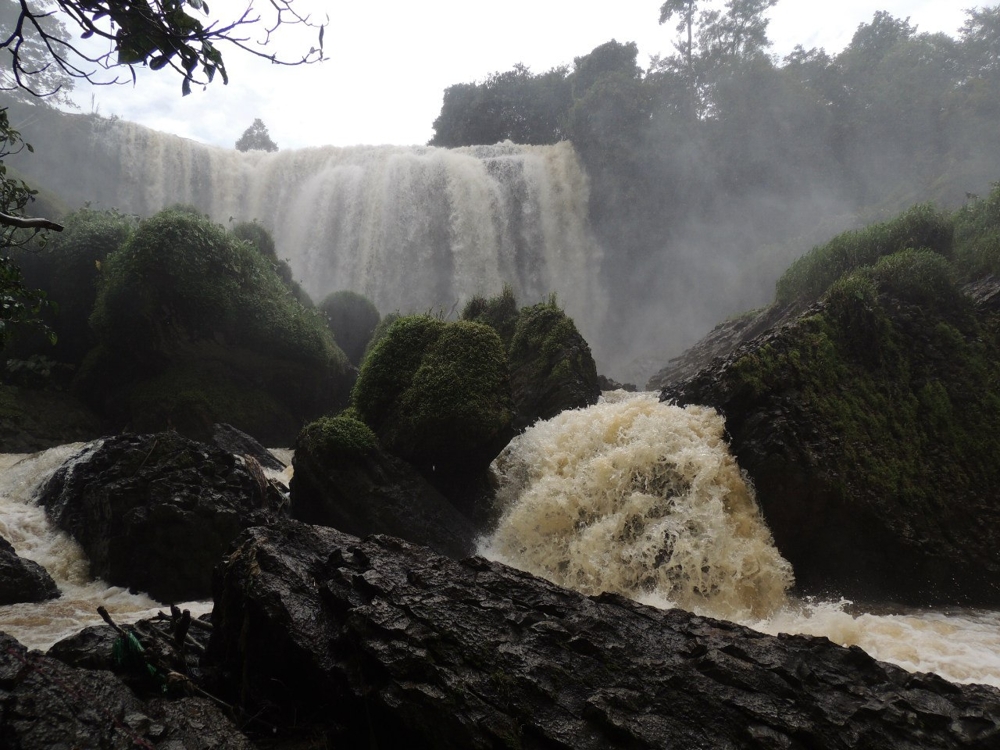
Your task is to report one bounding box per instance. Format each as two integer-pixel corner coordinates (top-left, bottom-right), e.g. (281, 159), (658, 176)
(0, 535), (59, 605)
(37, 432), (285, 603)
(659, 277), (1000, 607)
(207, 521), (1000, 749)
(0, 631), (251, 750)
(290, 439), (477, 559)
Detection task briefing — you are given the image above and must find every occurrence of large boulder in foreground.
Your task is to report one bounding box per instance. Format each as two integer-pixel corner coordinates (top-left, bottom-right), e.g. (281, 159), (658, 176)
(662, 254), (1000, 607)
(290, 413), (477, 558)
(0, 632), (250, 750)
(0, 536), (58, 605)
(207, 521), (1000, 749)
(37, 432), (285, 603)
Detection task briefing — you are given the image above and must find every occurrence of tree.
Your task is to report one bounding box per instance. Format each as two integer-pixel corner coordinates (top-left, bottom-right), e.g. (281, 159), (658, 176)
(236, 118), (278, 152)
(0, 0), (322, 349)
(1, 0), (325, 98)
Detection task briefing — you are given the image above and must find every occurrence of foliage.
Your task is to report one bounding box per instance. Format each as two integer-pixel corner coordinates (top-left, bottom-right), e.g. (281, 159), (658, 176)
(230, 219), (277, 259)
(296, 413), (379, 467)
(10, 208), (135, 364)
(319, 290), (380, 367)
(352, 316), (513, 465)
(0, 0), (324, 98)
(460, 284), (519, 349)
(952, 183), (1000, 279)
(507, 300), (600, 427)
(775, 203), (954, 305)
(90, 207), (344, 370)
(361, 311), (400, 363)
(235, 119), (279, 153)
(430, 64), (572, 147)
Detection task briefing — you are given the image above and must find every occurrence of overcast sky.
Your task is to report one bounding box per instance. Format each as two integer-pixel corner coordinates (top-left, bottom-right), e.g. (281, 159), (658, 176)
(71, 0), (972, 150)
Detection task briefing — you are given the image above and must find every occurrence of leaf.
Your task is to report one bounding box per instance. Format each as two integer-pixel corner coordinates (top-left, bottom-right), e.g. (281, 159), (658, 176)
(149, 55), (170, 71)
(318, 24), (325, 52)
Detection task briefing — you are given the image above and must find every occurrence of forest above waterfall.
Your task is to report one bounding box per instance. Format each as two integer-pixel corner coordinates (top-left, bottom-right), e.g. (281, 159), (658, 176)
(427, 5), (1000, 376)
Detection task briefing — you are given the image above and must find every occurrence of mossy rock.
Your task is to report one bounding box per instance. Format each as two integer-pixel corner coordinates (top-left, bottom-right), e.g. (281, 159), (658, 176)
(461, 284), (519, 349)
(295, 412), (379, 469)
(82, 208), (351, 444)
(319, 290), (381, 367)
(229, 220), (313, 307)
(508, 301), (600, 429)
(664, 246), (1000, 606)
(353, 316), (514, 471)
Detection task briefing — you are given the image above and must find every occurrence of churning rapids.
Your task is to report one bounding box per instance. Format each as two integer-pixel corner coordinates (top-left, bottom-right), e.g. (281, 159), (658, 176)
(2, 395), (999, 690)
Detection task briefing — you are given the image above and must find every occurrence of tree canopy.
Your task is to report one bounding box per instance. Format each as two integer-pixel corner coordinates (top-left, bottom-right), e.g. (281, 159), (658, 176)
(236, 118), (278, 152)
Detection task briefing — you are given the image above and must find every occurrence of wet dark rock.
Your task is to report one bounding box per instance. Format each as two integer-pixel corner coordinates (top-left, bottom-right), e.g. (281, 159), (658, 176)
(290, 426), (477, 558)
(0, 385), (103, 453)
(37, 432), (285, 603)
(0, 631), (251, 750)
(647, 302), (804, 391)
(0, 535), (59, 605)
(597, 374), (637, 392)
(210, 422), (285, 471)
(207, 521), (1000, 749)
(660, 275), (1000, 607)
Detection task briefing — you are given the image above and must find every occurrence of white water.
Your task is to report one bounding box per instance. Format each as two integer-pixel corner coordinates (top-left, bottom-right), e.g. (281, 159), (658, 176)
(480, 392), (1000, 689)
(0, 446), (213, 651)
(55, 119), (606, 356)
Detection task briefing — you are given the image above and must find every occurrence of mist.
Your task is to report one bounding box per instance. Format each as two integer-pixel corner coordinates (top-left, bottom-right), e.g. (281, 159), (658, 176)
(8, 5), (1000, 384)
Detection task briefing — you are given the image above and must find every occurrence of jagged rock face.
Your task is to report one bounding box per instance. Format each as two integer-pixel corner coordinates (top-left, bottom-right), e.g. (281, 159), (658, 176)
(0, 535), (59, 605)
(207, 522), (1000, 749)
(0, 632), (251, 750)
(660, 278), (1000, 607)
(290, 421), (477, 558)
(37, 433), (284, 603)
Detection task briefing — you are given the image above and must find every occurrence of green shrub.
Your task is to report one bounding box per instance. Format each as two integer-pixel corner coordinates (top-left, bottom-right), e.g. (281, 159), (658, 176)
(352, 316), (513, 465)
(362, 311), (400, 363)
(461, 284), (519, 349)
(952, 183), (1000, 279)
(91, 208), (343, 368)
(230, 220), (277, 260)
(295, 413), (379, 468)
(776, 203), (954, 304)
(319, 290), (381, 366)
(869, 248), (963, 312)
(8, 208), (135, 365)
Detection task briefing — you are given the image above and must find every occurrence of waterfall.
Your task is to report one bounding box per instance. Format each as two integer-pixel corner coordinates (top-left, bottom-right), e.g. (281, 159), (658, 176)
(26, 114), (607, 356)
(479, 392), (1000, 688)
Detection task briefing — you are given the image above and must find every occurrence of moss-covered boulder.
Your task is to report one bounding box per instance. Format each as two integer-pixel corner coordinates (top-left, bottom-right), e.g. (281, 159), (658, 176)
(461, 284), (519, 349)
(80, 208), (351, 444)
(508, 300), (600, 429)
(7, 208), (135, 368)
(319, 290), (380, 367)
(229, 219), (313, 308)
(289, 413), (476, 557)
(352, 316), (514, 508)
(662, 247), (1000, 607)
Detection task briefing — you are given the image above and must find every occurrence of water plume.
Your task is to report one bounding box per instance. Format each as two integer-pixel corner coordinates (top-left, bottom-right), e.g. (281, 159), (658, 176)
(480, 392), (794, 620)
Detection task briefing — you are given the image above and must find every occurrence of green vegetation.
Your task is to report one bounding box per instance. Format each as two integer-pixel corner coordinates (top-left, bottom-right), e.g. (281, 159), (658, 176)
(775, 204), (954, 304)
(319, 290), (381, 367)
(352, 315), (513, 466)
(91, 208), (341, 367)
(295, 412), (379, 468)
(461, 284), (519, 349)
(10, 208), (135, 365)
(952, 183), (1000, 279)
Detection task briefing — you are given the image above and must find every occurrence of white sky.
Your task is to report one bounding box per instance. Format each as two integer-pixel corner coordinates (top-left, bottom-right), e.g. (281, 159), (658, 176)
(71, 0), (972, 149)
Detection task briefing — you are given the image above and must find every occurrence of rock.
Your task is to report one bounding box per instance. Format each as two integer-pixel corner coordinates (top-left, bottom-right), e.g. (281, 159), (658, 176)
(290, 415), (477, 557)
(207, 521), (1000, 749)
(210, 422), (284, 471)
(508, 301), (601, 429)
(596, 374), (637, 392)
(37, 432), (285, 603)
(660, 267), (1000, 607)
(0, 631), (251, 750)
(0, 384), (103, 453)
(0, 535), (59, 605)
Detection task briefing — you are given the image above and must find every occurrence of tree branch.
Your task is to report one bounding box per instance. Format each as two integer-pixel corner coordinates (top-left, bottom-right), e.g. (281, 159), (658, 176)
(0, 211), (64, 231)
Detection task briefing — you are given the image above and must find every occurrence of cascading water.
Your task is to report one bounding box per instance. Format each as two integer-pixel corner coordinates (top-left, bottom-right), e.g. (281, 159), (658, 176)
(480, 392), (1000, 689)
(0, 446), (213, 650)
(31, 116), (606, 358)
